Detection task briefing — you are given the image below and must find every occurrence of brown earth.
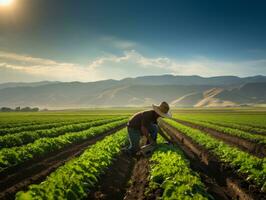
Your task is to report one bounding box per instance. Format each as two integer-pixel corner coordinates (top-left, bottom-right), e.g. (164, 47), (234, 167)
(205, 121), (266, 136)
(88, 151), (135, 200)
(2, 120), (263, 200)
(175, 118), (265, 158)
(0, 124), (125, 200)
(123, 157), (150, 200)
(159, 121), (265, 200)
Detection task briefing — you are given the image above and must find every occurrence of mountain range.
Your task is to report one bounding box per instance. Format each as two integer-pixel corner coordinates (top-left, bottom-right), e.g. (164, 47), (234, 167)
(0, 75), (266, 108)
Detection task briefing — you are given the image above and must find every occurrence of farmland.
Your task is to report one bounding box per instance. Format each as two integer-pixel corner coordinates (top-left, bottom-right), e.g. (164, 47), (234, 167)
(0, 109), (265, 200)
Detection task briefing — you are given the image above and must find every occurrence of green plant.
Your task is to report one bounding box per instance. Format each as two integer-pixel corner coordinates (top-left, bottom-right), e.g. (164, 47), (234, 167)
(0, 119), (127, 172)
(199, 120), (266, 136)
(147, 136), (213, 200)
(0, 117), (125, 148)
(0, 118), (98, 135)
(16, 129), (127, 200)
(175, 118), (266, 144)
(164, 119), (266, 191)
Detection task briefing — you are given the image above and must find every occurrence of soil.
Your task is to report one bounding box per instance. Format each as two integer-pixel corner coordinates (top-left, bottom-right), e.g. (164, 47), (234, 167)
(175, 119), (265, 158)
(123, 157), (150, 200)
(159, 121), (231, 200)
(2, 120), (264, 200)
(88, 151), (135, 200)
(0, 124), (126, 200)
(207, 121), (266, 136)
(159, 121), (264, 200)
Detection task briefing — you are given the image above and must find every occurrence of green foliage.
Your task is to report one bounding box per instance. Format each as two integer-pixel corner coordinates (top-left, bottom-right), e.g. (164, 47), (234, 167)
(0, 119), (127, 172)
(202, 121), (266, 135)
(173, 112), (266, 131)
(164, 119), (266, 191)
(178, 119), (266, 144)
(16, 129), (127, 200)
(147, 137), (212, 200)
(0, 118), (97, 135)
(0, 117), (125, 148)
(0, 110), (132, 130)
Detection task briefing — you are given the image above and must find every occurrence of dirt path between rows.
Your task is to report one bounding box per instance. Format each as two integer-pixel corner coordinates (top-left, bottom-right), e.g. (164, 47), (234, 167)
(0, 124), (125, 200)
(160, 121), (264, 200)
(207, 122), (266, 136)
(88, 151), (135, 200)
(124, 157), (150, 200)
(175, 119), (265, 158)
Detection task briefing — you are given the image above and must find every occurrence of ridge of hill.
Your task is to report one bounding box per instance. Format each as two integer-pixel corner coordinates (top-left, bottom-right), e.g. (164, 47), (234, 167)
(0, 75), (265, 108)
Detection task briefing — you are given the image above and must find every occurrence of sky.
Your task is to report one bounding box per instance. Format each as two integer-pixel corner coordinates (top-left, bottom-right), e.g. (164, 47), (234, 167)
(0, 0), (266, 83)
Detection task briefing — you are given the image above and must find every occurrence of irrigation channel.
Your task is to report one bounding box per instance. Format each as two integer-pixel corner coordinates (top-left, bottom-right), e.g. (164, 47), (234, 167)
(1, 119), (265, 200)
(174, 118), (266, 158)
(159, 120), (265, 200)
(88, 130), (231, 200)
(89, 119), (265, 200)
(0, 124), (126, 200)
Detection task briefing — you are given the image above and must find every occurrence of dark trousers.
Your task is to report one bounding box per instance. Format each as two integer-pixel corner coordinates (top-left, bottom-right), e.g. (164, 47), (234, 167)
(127, 123), (158, 153)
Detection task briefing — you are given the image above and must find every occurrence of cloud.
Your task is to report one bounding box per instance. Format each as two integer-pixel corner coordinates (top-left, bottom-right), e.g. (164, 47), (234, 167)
(0, 51), (99, 82)
(100, 36), (137, 49)
(88, 50), (266, 78)
(0, 62), (92, 80)
(0, 51), (75, 67)
(87, 50), (177, 77)
(0, 50), (265, 83)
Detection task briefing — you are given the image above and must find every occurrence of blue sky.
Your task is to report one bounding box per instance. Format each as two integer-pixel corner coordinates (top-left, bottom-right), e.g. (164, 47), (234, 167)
(0, 0), (266, 82)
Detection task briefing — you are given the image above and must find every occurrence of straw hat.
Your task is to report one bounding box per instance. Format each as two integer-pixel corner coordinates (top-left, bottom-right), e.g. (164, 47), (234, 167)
(152, 101), (172, 118)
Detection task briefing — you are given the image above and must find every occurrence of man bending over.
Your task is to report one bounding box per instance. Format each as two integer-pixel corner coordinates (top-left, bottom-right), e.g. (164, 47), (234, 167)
(126, 101), (171, 155)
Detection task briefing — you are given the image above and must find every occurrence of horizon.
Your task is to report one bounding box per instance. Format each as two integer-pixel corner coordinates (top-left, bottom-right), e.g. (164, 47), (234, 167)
(1, 74), (266, 84)
(0, 1), (266, 196)
(1, 0), (266, 82)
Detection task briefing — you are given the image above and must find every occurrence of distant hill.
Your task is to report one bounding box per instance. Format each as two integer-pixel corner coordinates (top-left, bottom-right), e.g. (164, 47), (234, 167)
(120, 75), (266, 86)
(171, 82), (266, 107)
(0, 75), (266, 108)
(0, 81), (59, 90)
(216, 82), (266, 104)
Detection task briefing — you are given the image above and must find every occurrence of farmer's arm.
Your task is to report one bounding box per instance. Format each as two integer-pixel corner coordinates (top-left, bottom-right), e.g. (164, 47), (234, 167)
(157, 125), (171, 143)
(140, 125), (150, 138)
(141, 125), (155, 144)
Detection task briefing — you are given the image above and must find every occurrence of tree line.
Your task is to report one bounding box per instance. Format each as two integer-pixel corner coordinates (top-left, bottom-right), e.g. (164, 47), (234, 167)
(0, 107), (40, 112)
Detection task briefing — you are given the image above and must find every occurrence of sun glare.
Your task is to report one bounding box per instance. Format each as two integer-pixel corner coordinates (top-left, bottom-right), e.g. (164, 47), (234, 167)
(0, 0), (13, 6)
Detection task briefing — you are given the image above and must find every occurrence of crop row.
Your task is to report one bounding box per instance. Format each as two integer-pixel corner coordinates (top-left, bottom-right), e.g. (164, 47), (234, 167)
(0, 118), (73, 129)
(16, 128), (127, 199)
(0, 114), (119, 130)
(0, 117), (124, 149)
(200, 120), (266, 135)
(175, 118), (266, 145)
(174, 114), (266, 130)
(0, 121), (40, 129)
(0, 119), (127, 172)
(164, 119), (266, 191)
(147, 137), (212, 199)
(0, 118), (101, 135)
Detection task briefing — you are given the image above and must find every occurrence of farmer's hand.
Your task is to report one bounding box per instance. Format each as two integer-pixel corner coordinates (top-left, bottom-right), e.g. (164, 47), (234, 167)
(141, 126), (156, 145)
(141, 125), (149, 137)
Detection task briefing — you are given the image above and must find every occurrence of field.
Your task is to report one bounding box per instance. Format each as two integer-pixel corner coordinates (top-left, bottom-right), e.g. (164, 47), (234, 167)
(0, 108), (265, 200)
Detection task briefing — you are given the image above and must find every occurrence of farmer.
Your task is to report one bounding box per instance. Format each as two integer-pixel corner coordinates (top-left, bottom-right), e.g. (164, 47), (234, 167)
(127, 101), (171, 155)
